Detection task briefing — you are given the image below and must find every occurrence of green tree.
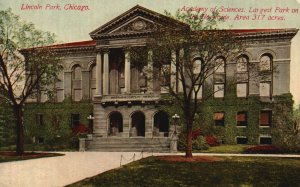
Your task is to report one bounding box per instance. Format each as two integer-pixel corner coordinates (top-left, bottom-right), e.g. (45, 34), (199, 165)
(131, 10), (246, 157)
(0, 9), (61, 155)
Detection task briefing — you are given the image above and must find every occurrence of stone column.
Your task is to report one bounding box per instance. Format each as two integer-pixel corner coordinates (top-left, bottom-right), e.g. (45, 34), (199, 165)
(124, 50), (131, 93)
(147, 50), (153, 93)
(171, 50), (176, 93)
(103, 49), (109, 95)
(95, 51), (102, 96)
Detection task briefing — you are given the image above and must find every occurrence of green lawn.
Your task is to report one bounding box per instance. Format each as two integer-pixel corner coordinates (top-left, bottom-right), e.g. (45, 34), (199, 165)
(201, 144), (251, 153)
(68, 156), (300, 187)
(0, 152), (64, 163)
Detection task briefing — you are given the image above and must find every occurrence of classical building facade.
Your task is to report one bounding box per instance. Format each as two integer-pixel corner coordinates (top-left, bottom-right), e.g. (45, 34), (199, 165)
(26, 5), (298, 151)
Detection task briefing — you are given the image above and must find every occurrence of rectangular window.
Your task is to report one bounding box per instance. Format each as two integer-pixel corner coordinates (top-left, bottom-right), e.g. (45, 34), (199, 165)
(35, 114), (44, 126)
(71, 114), (80, 128)
(260, 111), (272, 127)
(214, 84), (224, 98)
(237, 83), (248, 98)
(237, 111), (247, 127)
(260, 136), (272, 145)
(260, 82), (271, 97)
(236, 137), (248, 144)
(214, 112), (225, 126)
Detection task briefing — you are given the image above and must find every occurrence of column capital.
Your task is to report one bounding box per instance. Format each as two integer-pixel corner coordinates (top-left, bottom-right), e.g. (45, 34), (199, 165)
(99, 47), (110, 54)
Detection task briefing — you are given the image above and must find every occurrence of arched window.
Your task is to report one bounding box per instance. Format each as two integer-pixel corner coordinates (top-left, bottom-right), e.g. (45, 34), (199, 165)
(193, 58), (202, 74)
(260, 54), (272, 71)
(72, 65), (82, 101)
(90, 64), (96, 80)
(237, 55), (249, 72)
(72, 65), (82, 80)
(214, 57), (225, 73)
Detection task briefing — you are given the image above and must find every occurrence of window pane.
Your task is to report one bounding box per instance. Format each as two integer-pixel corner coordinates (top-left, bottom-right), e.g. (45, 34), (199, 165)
(260, 55), (271, 71)
(73, 66), (81, 80)
(193, 59), (202, 74)
(237, 111), (247, 126)
(237, 57), (248, 72)
(214, 112), (225, 126)
(214, 84), (224, 98)
(237, 137), (248, 144)
(215, 58), (225, 73)
(260, 82), (270, 97)
(237, 83), (247, 97)
(260, 137), (272, 144)
(260, 111), (271, 126)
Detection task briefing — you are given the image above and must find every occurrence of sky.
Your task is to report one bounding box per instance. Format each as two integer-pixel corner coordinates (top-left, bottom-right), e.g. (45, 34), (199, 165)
(1, 0), (300, 106)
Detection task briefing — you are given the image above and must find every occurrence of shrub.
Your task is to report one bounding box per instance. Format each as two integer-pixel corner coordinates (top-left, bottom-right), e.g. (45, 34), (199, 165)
(205, 135), (219, 146)
(178, 132), (209, 151)
(192, 128), (202, 140)
(243, 145), (282, 154)
(193, 136), (209, 150)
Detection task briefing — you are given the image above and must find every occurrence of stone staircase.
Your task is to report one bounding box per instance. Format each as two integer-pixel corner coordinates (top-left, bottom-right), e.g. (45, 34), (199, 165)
(86, 137), (171, 152)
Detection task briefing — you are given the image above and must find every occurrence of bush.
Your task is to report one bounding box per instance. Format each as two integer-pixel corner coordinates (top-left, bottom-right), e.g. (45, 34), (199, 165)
(192, 128), (202, 140)
(178, 132), (209, 151)
(193, 136), (209, 150)
(205, 135), (219, 146)
(243, 145), (282, 154)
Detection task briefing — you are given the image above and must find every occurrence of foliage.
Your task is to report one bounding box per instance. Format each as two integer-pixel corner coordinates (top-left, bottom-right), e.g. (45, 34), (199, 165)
(243, 145), (282, 154)
(192, 136), (209, 150)
(0, 152), (64, 163)
(0, 8), (61, 154)
(24, 97), (93, 151)
(205, 135), (219, 146)
(68, 156), (300, 187)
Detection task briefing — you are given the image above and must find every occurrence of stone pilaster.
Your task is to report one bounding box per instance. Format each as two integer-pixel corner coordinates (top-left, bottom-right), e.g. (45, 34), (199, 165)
(95, 51), (102, 96)
(147, 50), (153, 93)
(103, 49), (109, 95)
(124, 50), (131, 93)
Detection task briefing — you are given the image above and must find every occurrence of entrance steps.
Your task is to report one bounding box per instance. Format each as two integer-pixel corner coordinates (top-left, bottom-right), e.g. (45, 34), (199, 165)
(86, 137), (171, 152)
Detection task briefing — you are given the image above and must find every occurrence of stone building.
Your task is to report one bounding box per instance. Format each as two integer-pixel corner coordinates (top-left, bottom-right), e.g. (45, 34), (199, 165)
(26, 5), (298, 151)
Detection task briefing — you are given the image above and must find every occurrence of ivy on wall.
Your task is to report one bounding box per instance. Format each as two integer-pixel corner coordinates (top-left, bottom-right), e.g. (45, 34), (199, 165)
(24, 97), (93, 149)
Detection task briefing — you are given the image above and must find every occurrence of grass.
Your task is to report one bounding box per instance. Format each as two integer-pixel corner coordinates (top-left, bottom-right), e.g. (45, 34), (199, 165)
(68, 156), (300, 187)
(0, 151), (64, 163)
(201, 144), (251, 153)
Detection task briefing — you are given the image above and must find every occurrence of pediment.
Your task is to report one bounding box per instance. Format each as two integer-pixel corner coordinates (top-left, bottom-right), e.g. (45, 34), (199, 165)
(90, 5), (189, 39)
(108, 17), (156, 35)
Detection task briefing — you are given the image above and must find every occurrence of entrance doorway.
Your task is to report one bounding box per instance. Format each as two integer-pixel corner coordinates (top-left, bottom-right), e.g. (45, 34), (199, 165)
(154, 111), (169, 136)
(109, 112), (123, 136)
(131, 111), (145, 137)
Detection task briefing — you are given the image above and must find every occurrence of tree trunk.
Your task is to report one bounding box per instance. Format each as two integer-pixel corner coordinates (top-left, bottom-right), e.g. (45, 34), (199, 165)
(14, 104), (24, 156)
(185, 120), (193, 157)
